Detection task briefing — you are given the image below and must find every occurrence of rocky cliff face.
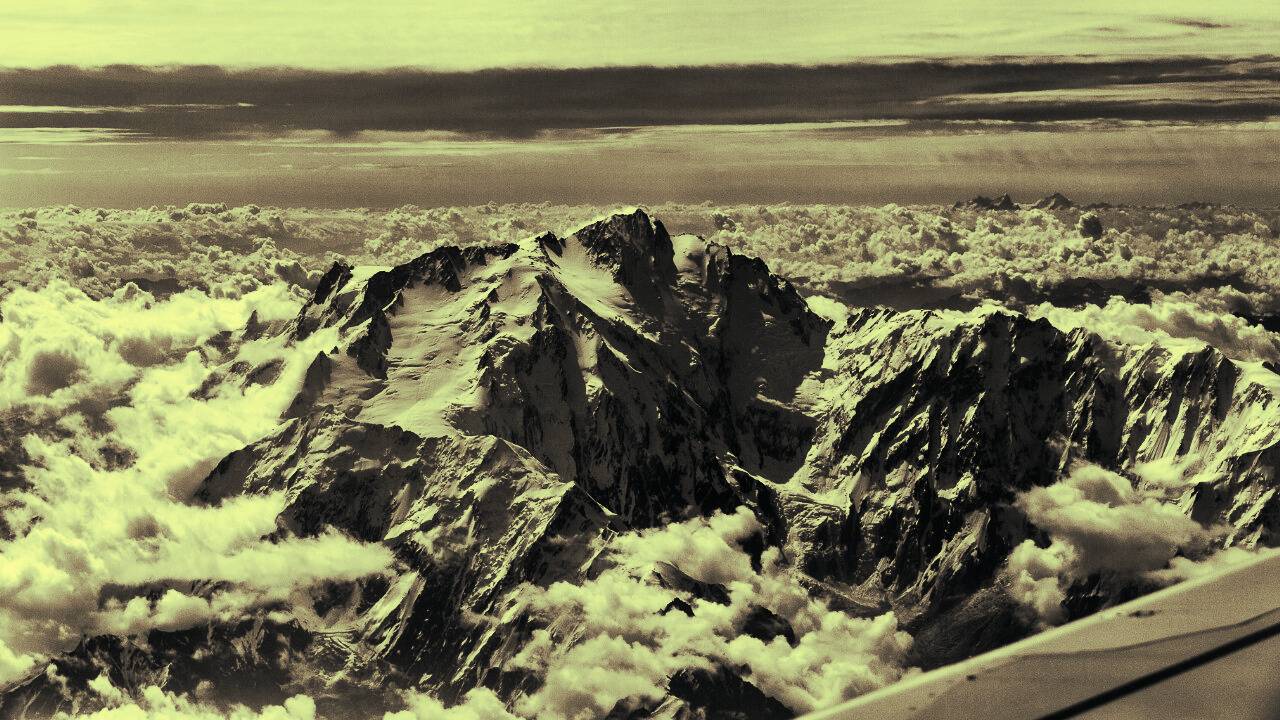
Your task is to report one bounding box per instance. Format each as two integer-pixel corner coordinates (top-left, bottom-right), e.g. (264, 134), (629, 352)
(5, 210), (1278, 718)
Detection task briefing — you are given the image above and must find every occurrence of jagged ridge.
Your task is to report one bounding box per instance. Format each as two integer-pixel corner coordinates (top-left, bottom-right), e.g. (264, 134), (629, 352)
(8, 209), (1280, 719)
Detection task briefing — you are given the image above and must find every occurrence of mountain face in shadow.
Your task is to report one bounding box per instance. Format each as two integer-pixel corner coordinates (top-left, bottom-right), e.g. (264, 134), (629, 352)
(4, 210), (1277, 719)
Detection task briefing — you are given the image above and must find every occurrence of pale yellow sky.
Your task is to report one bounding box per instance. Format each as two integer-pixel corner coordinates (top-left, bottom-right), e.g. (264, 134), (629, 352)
(1, 0), (1277, 69)
(2, 1), (1277, 207)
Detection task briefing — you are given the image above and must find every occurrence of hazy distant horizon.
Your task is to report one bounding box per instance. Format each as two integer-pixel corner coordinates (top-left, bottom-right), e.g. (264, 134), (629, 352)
(2, 2), (1278, 207)
(2, 112), (1276, 209)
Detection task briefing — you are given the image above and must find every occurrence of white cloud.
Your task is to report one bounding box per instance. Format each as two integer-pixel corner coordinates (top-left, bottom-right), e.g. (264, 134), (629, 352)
(1003, 464), (1219, 627)
(1016, 464), (1210, 576)
(384, 689), (518, 720)
(60, 681), (317, 720)
(509, 508), (913, 718)
(0, 279), (302, 413)
(0, 282), (393, 688)
(8, 202), (1280, 319)
(0, 641), (35, 692)
(0, 205), (332, 302)
(49, 682), (520, 720)
(1030, 294), (1280, 363)
(1004, 540), (1070, 627)
(1146, 546), (1279, 584)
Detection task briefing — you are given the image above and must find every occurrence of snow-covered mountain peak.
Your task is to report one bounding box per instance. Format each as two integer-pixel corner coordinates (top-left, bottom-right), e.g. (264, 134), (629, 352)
(7, 210), (1280, 719)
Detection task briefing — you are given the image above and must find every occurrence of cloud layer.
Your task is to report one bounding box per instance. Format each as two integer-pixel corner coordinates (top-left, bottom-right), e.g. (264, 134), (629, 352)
(7, 202), (1279, 315)
(508, 508), (913, 718)
(3, 201), (1279, 714)
(0, 281), (393, 687)
(3, 58), (1278, 141)
(0, 204), (324, 301)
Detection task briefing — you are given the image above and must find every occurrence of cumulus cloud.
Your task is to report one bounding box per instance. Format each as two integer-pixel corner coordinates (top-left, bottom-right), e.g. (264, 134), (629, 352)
(0, 280), (302, 412)
(508, 508), (912, 718)
(1018, 465), (1210, 575)
(55, 682), (520, 720)
(0, 204), (324, 302)
(62, 679), (317, 720)
(1031, 293), (1280, 363)
(0, 642), (36, 693)
(7, 202), (1280, 320)
(0, 282), (393, 688)
(384, 689), (518, 720)
(662, 203), (1280, 321)
(1147, 546), (1279, 584)
(1004, 539), (1072, 627)
(1003, 464), (1223, 627)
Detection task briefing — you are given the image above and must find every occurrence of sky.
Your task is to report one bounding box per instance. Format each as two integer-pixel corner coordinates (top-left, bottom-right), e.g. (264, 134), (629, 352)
(1, 1), (1278, 207)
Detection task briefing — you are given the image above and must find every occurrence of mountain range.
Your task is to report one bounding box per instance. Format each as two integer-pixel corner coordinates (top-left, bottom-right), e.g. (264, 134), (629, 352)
(2, 209), (1276, 719)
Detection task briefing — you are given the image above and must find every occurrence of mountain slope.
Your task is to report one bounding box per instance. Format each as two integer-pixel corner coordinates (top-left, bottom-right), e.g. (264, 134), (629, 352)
(4, 209), (1278, 718)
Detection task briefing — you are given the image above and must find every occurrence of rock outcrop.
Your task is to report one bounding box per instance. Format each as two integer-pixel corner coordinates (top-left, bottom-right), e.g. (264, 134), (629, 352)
(6, 209), (1278, 718)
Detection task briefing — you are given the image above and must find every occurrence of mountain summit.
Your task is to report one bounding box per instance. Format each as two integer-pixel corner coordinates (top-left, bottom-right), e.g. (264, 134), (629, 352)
(4, 210), (1277, 719)
(954, 194), (1019, 211)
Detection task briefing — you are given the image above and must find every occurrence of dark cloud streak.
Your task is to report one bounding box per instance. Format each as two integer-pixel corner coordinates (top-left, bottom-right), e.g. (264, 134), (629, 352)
(1166, 18), (1233, 30)
(1, 58), (1277, 141)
